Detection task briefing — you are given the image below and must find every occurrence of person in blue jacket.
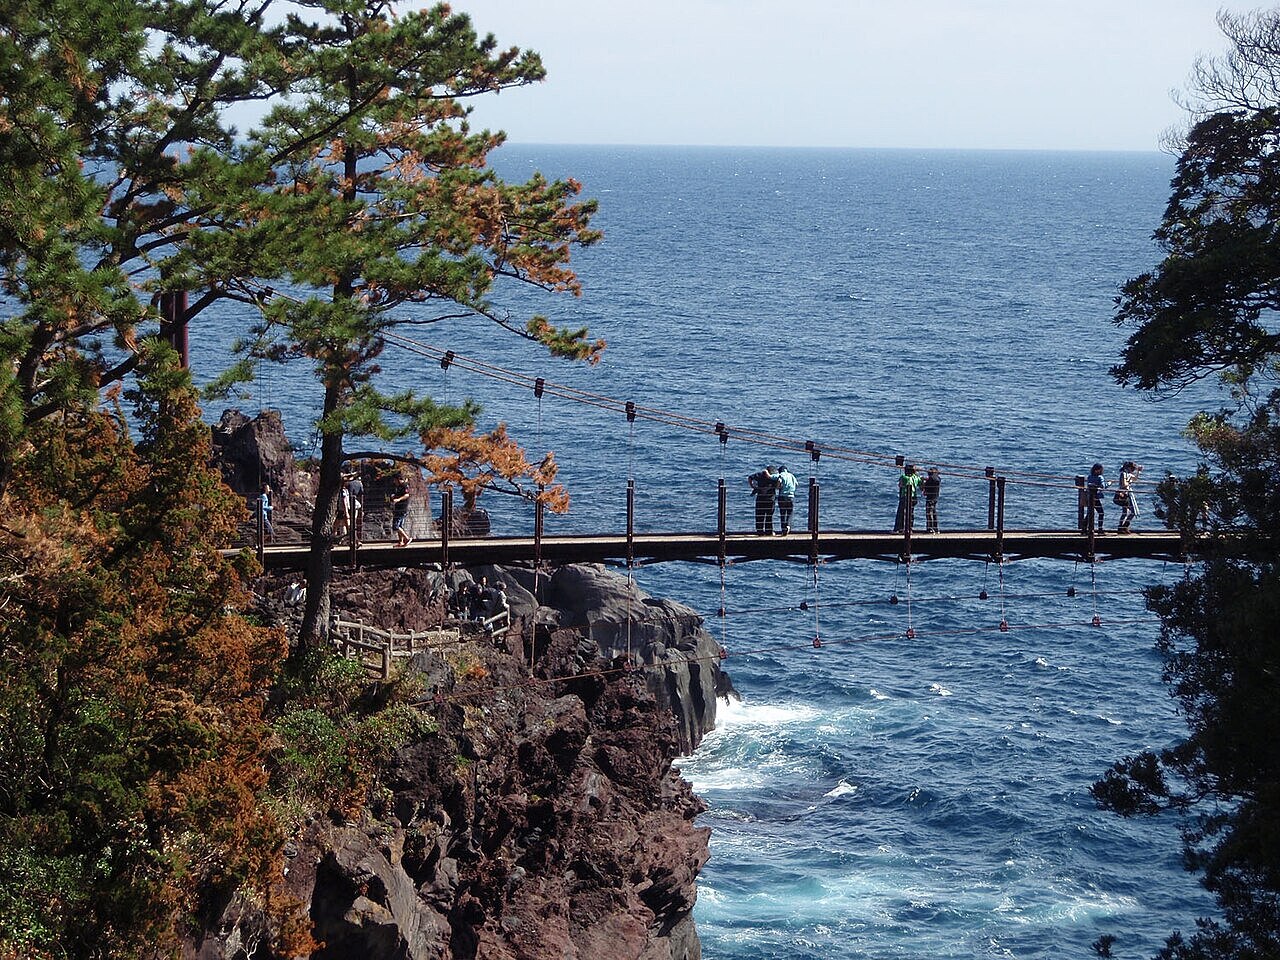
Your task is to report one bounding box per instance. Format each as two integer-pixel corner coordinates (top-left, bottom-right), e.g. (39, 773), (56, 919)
(776, 465), (798, 535)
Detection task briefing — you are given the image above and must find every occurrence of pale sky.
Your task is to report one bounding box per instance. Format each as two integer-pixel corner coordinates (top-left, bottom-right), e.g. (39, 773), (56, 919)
(448, 0), (1243, 152)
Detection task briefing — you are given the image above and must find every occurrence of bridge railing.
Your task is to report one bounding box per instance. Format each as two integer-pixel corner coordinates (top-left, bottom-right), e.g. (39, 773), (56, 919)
(243, 455), (1156, 567)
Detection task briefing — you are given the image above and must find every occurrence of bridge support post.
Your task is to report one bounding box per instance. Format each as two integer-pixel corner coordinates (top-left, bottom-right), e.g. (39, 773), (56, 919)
(1075, 475), (1087, 533)
(808, 476), (820, 565)
(256, 496), (265, 566)
(996, 476), (1006, 560)
(986, 466), (996, 530)
(717, 479), (727, 563)
(626, 479), (635, 568)
(441, 488), (452, 567)
(535, 496), (544, 566)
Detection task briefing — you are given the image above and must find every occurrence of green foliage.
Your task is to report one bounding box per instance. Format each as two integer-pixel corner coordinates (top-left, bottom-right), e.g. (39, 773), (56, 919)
(269, 647), (435, 817)
(0, 360), (291, 957)
(1113, 106), (1280, 392)
(1100, 12), (1280, 958)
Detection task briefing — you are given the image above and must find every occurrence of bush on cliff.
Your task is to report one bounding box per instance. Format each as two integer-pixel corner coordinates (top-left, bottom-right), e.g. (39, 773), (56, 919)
(0, 356), (303, 957)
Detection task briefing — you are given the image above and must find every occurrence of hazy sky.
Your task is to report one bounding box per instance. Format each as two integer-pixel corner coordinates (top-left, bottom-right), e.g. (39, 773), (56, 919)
(449, 0), (1240, 152)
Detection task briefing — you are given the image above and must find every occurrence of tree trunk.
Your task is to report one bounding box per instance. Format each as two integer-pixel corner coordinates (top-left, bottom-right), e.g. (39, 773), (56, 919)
(298, 382), (345, 648)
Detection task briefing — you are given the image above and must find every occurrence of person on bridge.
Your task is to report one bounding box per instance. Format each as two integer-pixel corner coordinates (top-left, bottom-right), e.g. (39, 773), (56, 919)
(1116, 461), (1142, 533)
(344, 466), (364, 544)
(258, 482), (274, 541)
(922, 467), (942, 533)
(335, 483), (350, 540)
(894, 464), (921, 533)
(391, 474), (412, 546)
(1086, 462), (1108, 535)
(776, 465), (798, 535)
(749, 465), (779, 535)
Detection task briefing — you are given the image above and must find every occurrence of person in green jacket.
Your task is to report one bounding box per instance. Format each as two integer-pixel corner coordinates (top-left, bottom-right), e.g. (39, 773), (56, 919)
(894, 464), (921, 533)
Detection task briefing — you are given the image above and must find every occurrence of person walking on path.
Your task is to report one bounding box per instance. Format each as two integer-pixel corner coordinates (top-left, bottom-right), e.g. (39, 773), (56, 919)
(1116, 461), (1143, 533)
(894, 464), (921, 533)
(1085, 462), (1107, 535)
(749, 465), (779, 535)
(391, 474), (412, 546)
(922, 467), (942, 533)
(776, 465), (798, 535)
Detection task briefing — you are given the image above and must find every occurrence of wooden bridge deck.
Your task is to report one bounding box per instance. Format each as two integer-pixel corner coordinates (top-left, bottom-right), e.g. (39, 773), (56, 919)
(230, 528), (1196, 571)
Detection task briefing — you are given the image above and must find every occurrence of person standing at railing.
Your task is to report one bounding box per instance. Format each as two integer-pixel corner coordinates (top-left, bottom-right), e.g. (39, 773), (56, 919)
(749, 465), (779, 535)
(894, 464), (921, 533)
(922, 467), (942, 533)
(391, 473), (412, 546)
(1116, 461), (1142, 533)
(335, 483), (350, 540)
(344, 466), (364, 544)
(1086, 462), (1108, 535)
(259, 482), (274, 541)
(776, 465), (798, 536)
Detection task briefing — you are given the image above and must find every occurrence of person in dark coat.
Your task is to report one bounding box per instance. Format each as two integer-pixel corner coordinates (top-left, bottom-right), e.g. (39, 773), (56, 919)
(922, 467), (942, 533)
(748, 466), (779, 535)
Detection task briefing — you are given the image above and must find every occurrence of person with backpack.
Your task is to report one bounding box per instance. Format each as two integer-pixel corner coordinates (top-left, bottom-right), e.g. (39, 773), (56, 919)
(748, 465), (779, 535)
(893, 463), (921, 533)
(1085, 462), (1108, 535)
(1116, 461), (1142, 533)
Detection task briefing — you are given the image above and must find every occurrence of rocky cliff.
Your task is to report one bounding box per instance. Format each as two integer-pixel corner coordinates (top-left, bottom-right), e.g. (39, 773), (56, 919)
(196, 411), (732, 959)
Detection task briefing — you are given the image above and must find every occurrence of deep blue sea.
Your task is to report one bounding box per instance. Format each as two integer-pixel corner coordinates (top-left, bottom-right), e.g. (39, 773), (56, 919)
(192, 145), (1221, 958)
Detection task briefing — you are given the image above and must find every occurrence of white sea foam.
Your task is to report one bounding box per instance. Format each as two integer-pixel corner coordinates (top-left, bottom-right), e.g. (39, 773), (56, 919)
(929, 682), (953, 697)
(824, 779), (858, 798)
(869, 687), (891, 700)
(712, 697), (820, 728)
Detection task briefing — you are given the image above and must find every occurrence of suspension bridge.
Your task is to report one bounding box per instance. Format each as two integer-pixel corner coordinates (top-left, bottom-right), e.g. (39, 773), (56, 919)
(208, 329), (1206, 574)
(241, 526), (1193, 572)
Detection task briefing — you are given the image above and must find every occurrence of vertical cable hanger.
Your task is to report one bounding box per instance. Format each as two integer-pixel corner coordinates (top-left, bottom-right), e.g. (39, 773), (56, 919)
(625, 400), (637, 665)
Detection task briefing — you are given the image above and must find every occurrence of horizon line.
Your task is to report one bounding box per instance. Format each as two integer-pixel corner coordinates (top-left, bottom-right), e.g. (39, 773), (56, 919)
(493, 140), (1171, 157)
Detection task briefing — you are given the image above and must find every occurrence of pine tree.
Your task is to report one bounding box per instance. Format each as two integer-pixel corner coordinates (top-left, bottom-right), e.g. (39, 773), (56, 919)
(197, 1), (602, 645)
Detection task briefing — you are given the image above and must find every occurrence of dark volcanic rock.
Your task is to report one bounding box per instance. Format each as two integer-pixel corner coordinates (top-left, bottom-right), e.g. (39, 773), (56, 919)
(542, 564), (726, 755)
(279, 652), (709, 960)
(205, 417), (728, 959)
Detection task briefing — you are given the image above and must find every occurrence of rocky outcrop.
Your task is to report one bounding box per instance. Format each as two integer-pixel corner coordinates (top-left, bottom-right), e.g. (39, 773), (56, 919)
(283, 646), (710, 960)
(206, 411), (729, 958)
(238, 562), (730, 960)
(532, 564), (728, 755)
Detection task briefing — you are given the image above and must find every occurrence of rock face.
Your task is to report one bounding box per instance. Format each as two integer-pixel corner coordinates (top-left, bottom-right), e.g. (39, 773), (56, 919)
(204, 411), (730, 958)
(236, 562), (729, 960)
(286, 649), (711, 960)
(535, 564), (728, 755)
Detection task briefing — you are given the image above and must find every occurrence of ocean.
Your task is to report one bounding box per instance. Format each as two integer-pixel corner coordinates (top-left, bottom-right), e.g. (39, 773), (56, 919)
(191, 145), (1220, 958)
